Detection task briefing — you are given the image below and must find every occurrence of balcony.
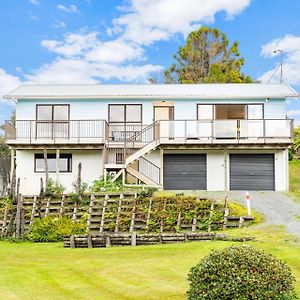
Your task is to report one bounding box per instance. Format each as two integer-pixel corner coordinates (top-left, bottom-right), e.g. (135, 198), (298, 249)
(5, 119), (293, 147)
(5, 120), (106, 145)
(159, 119), (293, 144)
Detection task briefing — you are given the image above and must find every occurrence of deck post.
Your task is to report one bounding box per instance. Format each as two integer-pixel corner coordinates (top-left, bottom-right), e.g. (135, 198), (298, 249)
(56, 149), (60, 183)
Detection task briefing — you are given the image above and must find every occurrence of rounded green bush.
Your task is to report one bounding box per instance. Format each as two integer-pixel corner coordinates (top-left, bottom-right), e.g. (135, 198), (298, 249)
(187, 245), (296, 300)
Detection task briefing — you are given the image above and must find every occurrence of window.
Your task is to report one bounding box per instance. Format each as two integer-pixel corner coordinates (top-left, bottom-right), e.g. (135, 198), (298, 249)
(197, 105), (213, 120)
(37, 105), (69, 121)
(36, 105), (69, 139)
(215, 104), (246, 120)
(248, 104), (263, 119)
(34, 153), (72, 173)
(108, 104), (142, 124)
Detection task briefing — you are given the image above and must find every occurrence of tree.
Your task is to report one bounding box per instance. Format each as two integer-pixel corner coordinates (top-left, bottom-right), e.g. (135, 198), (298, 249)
(0, 136), (9, 157)
(293, 125), (300, 154)
(164, 26), (252, 84)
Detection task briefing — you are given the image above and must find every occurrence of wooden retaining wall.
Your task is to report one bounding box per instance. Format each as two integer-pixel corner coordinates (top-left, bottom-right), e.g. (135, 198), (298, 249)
(64, 233), (254, 248)
(0, 192), (254, 238)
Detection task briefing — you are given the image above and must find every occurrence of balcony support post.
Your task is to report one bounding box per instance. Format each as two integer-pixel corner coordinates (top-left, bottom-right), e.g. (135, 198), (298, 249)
(56, 149), (60, 183)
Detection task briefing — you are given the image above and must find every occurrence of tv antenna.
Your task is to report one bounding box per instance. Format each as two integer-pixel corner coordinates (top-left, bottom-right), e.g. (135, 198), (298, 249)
(267, 49), (283, 84)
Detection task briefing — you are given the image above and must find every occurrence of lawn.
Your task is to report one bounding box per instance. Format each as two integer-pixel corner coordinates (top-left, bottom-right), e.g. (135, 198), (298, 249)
(289, 160), (300, 202)
(0, 226), (299, 300)
(0, 161), (299, 299)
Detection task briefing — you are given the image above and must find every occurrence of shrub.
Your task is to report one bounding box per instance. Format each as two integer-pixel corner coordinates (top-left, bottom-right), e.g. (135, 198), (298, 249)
(187, 245), (296, 300)
(90, 175), (124, 192)
(138, 187), (158, 198)
(45, 179), (65, 198)
(27, 216), (86, 242)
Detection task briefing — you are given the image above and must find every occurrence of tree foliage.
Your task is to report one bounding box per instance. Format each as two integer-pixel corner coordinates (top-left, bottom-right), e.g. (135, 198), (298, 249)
(164, 26), (252, 84)
(0, 137), (9, 157)
(293, 125), (300, 153)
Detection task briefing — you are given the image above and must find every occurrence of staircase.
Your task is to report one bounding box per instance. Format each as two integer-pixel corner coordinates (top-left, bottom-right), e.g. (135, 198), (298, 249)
(105, 122), (161, 186)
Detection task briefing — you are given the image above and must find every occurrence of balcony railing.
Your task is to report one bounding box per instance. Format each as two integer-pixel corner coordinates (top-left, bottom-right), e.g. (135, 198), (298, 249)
(5, 119), (293, 145)
(5, 120), (106, 144)
(159, 119), (293, 142)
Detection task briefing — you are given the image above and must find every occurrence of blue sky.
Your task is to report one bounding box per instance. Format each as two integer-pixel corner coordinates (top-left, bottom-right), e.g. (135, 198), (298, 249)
(0, 0), (300, 126)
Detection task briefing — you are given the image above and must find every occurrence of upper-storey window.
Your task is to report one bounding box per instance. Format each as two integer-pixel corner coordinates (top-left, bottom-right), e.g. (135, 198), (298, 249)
(36, 105), (69, 139)
(197, 104), (263, 120)
(197, 105), (213, 120)
(108, 104), (142, 123)
(37, 105), (69, 121)
(108, 104), (142, 141)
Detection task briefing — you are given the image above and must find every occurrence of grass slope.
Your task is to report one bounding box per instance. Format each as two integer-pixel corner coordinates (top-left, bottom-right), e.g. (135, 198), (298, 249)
(289, 160), (300, 202)
(0, 227), (299, 300)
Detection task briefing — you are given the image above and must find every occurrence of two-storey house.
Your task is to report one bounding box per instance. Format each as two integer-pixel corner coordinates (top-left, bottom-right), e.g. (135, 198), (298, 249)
(4, 83), (297, 195)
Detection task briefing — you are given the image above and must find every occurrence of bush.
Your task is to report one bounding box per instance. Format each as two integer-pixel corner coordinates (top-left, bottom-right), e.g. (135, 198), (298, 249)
(90, 175), (124, 192)
(45, 179), (65, 198)
(27, 216), (86, 242)
(187, 245), (296, 300)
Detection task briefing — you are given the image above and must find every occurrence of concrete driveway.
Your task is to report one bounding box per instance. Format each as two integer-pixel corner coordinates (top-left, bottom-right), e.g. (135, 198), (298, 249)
(204, 191), (300, 238)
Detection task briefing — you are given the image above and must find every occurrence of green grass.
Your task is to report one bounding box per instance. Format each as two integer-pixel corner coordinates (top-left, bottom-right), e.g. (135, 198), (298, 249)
(0, 226), (299, 300)
(289, 160), (300, 202)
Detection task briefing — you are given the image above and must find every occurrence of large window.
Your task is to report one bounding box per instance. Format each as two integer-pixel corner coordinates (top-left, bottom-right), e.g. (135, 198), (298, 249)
(36, 105), (69, 139)
(108, 104), (142, 141)
(197, 104), (264, 120)
(108, 104), (142, 124)
(34, 153), (72, 173)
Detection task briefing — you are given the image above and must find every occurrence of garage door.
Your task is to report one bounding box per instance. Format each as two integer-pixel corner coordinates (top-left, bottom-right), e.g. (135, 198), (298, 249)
(230, 154), (275, 190)
(163, 154), (207, 190)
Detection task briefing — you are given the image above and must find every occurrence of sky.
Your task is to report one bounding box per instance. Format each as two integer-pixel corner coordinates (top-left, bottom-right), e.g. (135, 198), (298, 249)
(0, 0), (300, 127)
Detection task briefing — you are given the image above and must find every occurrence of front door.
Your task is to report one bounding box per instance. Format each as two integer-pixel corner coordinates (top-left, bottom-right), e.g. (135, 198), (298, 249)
(154, 106), (174, 139)
(154, 106), (174, 122)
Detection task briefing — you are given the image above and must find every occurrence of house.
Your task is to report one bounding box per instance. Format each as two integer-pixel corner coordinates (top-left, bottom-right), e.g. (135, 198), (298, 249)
(4, 83), (298, 195)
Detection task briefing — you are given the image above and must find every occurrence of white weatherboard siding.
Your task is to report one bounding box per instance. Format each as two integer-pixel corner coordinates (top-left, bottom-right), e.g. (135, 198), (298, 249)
(16, 150), (103, 195)
(16, 98), (287, 123)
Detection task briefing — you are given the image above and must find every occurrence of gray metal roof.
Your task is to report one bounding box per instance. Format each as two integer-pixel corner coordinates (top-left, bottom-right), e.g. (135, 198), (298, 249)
(3, 83), (298, 99)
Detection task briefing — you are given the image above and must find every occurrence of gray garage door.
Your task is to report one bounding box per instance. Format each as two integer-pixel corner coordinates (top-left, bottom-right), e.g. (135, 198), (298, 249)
(163, 154), (207, 190)
(230, 154), (275, 190)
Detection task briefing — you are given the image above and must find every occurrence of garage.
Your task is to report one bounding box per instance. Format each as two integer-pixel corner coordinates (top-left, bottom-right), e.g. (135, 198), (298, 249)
(230, 154), (275, 190)
(163, 154), (207, 190)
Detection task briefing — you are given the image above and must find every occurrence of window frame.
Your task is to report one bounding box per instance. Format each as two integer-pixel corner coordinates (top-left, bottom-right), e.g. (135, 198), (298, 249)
(196, 103), (264, 120)
(36, 104), (70, 121)
(36, 104), (70, 139)
(108, 104), (142, 124)
(34, 153), (72, 173)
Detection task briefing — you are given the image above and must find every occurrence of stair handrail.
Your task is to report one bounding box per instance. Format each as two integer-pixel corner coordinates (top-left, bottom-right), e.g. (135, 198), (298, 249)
(125, 121), (159, 143)
(137, 156), (160, 185)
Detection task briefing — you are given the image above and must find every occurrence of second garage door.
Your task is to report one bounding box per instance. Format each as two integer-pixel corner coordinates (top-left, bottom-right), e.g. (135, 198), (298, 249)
(163, 154), (207, 190)
(230, 154), (275, 190)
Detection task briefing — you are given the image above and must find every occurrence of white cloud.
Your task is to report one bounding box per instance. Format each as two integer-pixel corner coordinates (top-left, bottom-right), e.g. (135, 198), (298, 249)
(85, 39), (144, 63)
(53, 20), (66, 29)
(29, 0), (39, 5)
(41, 32), (97, 57)
(259, 35), (300, 85)
(25, 58), (98, 84)
(110, 0), (251, 45)
(57, 4), (79, 14)
(0, 69), (21, 102)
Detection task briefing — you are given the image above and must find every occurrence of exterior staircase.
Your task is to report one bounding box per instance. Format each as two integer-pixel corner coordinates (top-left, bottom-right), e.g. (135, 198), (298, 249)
(105, 122), (161, 186)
